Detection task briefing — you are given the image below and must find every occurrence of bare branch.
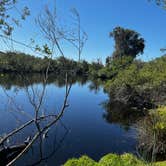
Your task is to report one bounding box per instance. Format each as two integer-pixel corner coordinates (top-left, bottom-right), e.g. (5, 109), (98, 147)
(6, 75), (72, 166)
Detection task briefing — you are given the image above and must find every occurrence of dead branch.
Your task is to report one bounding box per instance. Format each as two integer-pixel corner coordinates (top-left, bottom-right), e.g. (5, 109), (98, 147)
(64, 8), (88, 61)
(0, 114), (57, 146)
(6, 76), (72, 166)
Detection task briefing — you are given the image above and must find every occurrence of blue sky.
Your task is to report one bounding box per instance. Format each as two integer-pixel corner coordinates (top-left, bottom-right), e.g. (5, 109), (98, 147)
(1, 0), (166, 62)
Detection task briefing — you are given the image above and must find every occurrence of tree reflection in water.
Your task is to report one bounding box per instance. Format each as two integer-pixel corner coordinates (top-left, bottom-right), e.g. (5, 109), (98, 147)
(0, 73), (72, 165)
(26, 120), (69, 166)
(101, 99), (147, 130)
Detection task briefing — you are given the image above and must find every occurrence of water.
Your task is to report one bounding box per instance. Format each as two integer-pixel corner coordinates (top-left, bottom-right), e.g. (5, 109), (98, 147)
(0, 74), (137, 166)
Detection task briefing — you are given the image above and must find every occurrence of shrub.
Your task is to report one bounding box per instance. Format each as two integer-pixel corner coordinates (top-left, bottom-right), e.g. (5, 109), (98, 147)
(64, 153), (146, 166)
(64, 156), (97, 166)
(137, 106), (166, 161)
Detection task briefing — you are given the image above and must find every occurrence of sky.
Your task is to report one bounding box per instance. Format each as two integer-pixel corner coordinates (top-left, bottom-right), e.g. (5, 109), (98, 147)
(0, 0), (166, 62)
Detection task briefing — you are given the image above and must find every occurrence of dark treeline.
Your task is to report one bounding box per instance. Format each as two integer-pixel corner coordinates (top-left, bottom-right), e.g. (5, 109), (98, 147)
(0, 51), (103, 75)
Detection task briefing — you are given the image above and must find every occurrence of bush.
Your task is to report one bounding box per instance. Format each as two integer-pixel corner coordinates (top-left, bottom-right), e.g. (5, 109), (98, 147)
(99, 154), (121, 166)
(64, 156), (97, 166)
(137, 106), (166, 161)
(104, 56), (166, 105)
(64, 153), (146, 166)
(64, 153), (166, 165)
(97, 67), (113, 79)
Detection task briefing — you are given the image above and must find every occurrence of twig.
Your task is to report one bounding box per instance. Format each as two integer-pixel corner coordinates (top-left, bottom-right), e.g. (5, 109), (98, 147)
(7, 78), (71, 165)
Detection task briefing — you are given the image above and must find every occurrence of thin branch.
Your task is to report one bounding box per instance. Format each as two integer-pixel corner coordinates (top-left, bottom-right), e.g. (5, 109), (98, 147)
(6, 76), (72, 165)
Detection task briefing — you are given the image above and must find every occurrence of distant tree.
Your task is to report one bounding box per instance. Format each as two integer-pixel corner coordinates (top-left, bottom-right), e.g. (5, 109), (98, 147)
(110, 27), (145, 60)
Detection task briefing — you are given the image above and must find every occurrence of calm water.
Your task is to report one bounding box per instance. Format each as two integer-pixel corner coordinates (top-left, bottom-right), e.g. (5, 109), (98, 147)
(0, 74), (137, 166)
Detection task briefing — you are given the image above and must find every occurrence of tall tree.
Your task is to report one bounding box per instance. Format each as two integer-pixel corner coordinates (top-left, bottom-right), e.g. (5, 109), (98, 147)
(110, 27), (145, 60)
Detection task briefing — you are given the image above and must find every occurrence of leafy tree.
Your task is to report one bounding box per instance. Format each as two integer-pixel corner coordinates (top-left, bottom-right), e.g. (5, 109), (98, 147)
(110, 27), (145, 60)
(0, 0), (30, 36)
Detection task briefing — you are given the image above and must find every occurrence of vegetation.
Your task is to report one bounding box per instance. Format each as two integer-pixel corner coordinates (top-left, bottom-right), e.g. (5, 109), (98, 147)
(1, 49), (166, 108)
(0, 0), (165, 165)
(64, 153), (166, 166)
(102, 100), (147, 128)
(109, 27), (145, 60)
(0, 73), (89, 90)
(0, 51), (104, 75)
(137, 106), (166, 161)
(103, 55), (166, 106)
(0, 0), (30, 35)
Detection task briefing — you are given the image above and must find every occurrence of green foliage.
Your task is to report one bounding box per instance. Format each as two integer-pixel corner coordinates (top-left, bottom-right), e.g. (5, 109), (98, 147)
(151, 106), (166, 132)
(104, 55), (166, 95)
(100, 56), (134, 79)
(138, 57), (166, 88)
(110, 27), (145, 60)
(137, 106), (166, 159)
(105, 62), (140, 91)
(97, 67), (112, 79)
(64, 153), (166, 166)
(106, 56), (133, 69)
(155, 161), (166, 166)
(0, 51), (48, 73)
(89, 61), (103, 72)
(0, 0), (30, 35)
(0, 51), (94, 75)
(64, 153), (147, 166)
(120, 153), (145, 166)
(88, 60), (104, 77)
(64, 156), (97, 166)
(76, 60), (90, 75)
(99, 154), (121, 166)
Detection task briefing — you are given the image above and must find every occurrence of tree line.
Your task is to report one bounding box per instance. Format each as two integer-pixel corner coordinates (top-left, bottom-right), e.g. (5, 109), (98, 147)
(0, 51), (103, 75)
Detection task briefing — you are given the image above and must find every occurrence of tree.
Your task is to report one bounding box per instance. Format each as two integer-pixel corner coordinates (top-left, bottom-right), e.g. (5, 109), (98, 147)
(0, 2), (72, 165)
(110, 27), (145, 60)
(66, 8), (88, 61)
(0, 0), (30, 36)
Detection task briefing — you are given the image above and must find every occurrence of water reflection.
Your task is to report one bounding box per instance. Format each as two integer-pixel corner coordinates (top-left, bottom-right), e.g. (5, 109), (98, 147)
(88, 78), (104, 94)
(0, 73), (89, 90)
(101, 99), (147, 129)
(0, 73), (137, 165)
(0, 119), (69, 166)
(0, 73), (72, 165)
(26, 121), (69, 166)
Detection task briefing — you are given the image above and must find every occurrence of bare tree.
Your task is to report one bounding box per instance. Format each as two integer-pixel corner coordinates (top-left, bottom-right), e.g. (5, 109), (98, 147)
(0, 2), (72, 166)
(36, 6), (88, 61)
(36, 5), (65, 57)
(5, 74), (72, 166)
(67, 8), (88, 61)
(0, 1), (88, 164)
